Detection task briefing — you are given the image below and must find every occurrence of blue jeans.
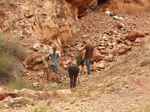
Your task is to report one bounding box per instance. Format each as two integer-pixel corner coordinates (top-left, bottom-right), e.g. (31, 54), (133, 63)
(85, 59), (91, 75)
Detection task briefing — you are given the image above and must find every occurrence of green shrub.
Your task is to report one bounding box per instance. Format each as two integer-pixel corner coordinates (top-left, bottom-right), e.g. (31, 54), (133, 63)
(0, 35), (26, 60)
(0, 34), (26, 82)
(0, 35), (9, 53)
(0, 54), (13, 75)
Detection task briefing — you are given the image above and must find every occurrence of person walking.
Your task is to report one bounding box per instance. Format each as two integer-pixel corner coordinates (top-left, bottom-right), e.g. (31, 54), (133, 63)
(76, 41), (86, 82)
(68, 64), (79, 88)
(80, 40), (94, 76)
(47, 47), (61, 82)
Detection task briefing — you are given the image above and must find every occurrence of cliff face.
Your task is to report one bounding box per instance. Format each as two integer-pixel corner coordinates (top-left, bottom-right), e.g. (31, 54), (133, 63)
(0, 0), (149, 48)
(66, 0), (150, 15)
(66, 0), (97, 16)
(0, 0), (80, 47)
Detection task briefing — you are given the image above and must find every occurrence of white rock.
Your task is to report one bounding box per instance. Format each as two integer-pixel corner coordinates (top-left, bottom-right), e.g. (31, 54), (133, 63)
(105, 11), (110, 15)
(33, 43), (42, 51)
(55, 89), (72, 96)
(37, 72), (44, 77)
(113, 15), (119, 19)
(33, 82), (39, 87)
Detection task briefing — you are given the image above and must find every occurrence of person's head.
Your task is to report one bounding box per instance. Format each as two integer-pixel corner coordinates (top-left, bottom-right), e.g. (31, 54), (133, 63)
(52, 47), (56, 56)
(67, 60), (76, 68)
(86, 40), (90, 44)
(81, 41), (86, 46)
(52, 47), (56, 52)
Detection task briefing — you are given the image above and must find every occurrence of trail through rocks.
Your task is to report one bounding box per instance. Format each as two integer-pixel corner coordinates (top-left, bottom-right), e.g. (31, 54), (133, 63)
(2, 38), (150, 112)
(1, 3), (150, 112)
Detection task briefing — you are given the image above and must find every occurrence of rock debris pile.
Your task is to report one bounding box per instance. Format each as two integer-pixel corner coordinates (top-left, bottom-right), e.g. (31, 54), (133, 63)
(63, 9), (150, 71)
(0, 87), (72, 109)
(23, 11), (150, 76)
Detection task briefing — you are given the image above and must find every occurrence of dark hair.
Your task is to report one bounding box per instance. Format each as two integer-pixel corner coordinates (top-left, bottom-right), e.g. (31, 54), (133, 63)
(82, 41), (86, 44)
(53, 47), (56, 57)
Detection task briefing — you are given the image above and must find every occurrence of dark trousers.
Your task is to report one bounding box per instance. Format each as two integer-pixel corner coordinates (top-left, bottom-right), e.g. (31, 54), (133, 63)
(69, 73), (77, 88)
(68, 65), (79, 88)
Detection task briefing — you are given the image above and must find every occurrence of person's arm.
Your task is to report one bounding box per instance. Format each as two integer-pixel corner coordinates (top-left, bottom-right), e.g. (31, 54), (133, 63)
(58, 52), (61, 64)
(45, 53), (51, 60)
(48, 52), (51, 57)
(78, 45), (86, 51)
(43, 56), (48, 68)
(91, 46), (94, 59)
(78, 74), (80, 83)
(82, 50), (86, 60)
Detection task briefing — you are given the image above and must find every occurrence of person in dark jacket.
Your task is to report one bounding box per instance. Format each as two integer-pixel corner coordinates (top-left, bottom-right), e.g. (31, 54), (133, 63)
(68, 64), (79, 88)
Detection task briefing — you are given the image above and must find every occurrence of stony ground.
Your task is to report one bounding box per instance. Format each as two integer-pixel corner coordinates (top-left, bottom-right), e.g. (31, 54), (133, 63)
(2, 39), (150, 112)
(1, 4), (150, 112)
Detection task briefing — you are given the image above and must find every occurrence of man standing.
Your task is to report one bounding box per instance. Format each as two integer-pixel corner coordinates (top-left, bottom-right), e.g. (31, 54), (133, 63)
(48, 47), (61, 82)
(76, 41), (86, 82)
(80, 40), (94, 76)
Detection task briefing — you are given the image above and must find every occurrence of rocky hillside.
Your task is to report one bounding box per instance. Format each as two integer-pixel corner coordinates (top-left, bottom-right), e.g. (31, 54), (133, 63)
(1, 0), (150, 111)
(0, 0), (81, 47)
(1, 38), (150, 112)
(1, 0), (150, 48)
(0, 0), (150, 88)
(0, 0), (150, 85)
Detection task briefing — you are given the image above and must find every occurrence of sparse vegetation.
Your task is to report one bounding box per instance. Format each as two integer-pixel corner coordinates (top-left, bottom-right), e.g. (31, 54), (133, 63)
(31, 106), (47, 112)
(0, 35), (26, 60)
(0, 54), (13, 75)
(0, 34), (26, 83)
(6, 77), (43, 91)
(46, 85), (69, 91)
(8, 37), (26, 60)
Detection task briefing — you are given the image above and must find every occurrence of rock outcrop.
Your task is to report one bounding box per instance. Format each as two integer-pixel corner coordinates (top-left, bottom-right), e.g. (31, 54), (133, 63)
(0, 0), (80, 47)
(0, 87), (72, 109)
(66, 0), (97, 16)
(0, 87), (72, 101)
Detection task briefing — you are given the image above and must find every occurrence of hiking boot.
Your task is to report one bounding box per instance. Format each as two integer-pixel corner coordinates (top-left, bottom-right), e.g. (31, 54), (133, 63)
(84, 74), (89, 77)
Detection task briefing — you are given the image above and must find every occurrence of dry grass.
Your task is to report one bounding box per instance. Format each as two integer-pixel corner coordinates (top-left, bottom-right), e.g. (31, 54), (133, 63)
(30, 106), (47, 112)
(6, 77), (43, 91)
(0, 54), (13, 75)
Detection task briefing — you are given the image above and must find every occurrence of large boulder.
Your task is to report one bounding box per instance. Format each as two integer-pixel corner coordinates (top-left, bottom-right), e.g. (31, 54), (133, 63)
(104, 54), (114, 62)
(118, 46), (132, 55)
(126, 31), (145, 41)
(92, 51), (104, 64)
(92, 61), (108, 71)
(24, 54), (44, 71)
(134, 38), (145, 45)
(126, 31), (139, 41)
(125, 39), (133, 46)
(66, 0), (97, 16)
